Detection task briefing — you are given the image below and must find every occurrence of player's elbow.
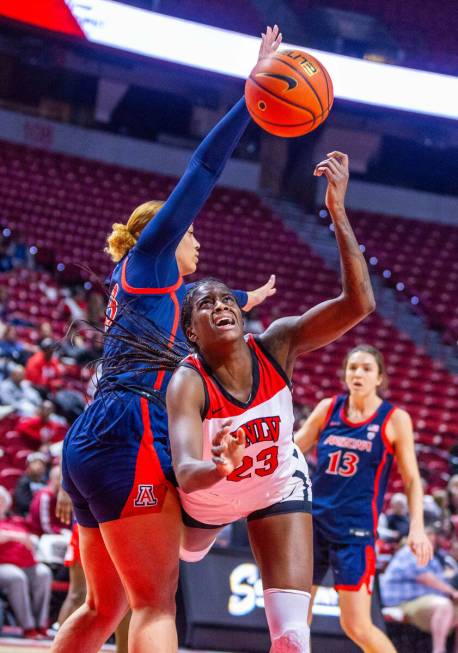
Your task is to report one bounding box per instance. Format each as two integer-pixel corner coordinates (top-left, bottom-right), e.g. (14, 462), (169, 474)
(175, 467), (194, 494)
(365, 290), (376, 314)
(340, 293), (376, 321)
(352, 293), (376, 319)
(361, 296), (376, 316)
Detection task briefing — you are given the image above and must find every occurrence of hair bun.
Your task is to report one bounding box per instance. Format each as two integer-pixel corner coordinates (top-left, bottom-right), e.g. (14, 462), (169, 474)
(105, 223), (137, 262)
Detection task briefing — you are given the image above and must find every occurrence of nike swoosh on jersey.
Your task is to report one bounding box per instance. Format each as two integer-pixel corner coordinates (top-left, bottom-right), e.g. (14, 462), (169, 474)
(255, 72), (298, 91)
(212, 406), (224, 415)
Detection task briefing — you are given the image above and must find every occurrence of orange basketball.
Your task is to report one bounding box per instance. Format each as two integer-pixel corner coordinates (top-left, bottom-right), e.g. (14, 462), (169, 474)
(245, 49), (333, 137)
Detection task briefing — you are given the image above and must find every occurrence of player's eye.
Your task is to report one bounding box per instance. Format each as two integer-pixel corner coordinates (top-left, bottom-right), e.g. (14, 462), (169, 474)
(223, 295), (235, 303)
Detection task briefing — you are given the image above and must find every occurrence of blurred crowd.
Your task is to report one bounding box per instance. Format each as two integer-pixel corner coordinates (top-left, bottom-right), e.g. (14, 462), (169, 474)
(0, 233), (107, 639)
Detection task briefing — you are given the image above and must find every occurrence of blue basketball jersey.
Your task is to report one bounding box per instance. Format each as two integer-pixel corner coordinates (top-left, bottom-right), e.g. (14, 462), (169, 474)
(312, 394), (395, 544)
(69, 98), (250, 443)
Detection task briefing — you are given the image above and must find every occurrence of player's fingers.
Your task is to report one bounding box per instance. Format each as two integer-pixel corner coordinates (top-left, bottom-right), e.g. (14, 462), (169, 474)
(260, 274), (276, 292)
(213, 422), (232, 445)
(220, 419), (233, 429)
(63, 507), (72, 524)
(213, 428), (229, 446)
(314, 158), (336, 173)
(324, 156), (341, 175)
(327, 150), (348, 160)
(235, 427), (246, 446)
(314, 166), (331, 180)
(327, 151), (349, 168)
(211, 444), (225, 456)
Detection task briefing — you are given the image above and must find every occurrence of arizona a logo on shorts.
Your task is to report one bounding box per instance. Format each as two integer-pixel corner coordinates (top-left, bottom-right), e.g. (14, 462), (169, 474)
(134, 484), (158, 507)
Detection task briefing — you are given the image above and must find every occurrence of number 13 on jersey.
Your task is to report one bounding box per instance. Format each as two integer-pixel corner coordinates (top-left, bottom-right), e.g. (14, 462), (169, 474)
(326, 450), (359, 477)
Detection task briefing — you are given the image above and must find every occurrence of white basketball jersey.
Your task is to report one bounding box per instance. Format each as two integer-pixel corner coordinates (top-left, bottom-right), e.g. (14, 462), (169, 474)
(178, 334), (311, 525)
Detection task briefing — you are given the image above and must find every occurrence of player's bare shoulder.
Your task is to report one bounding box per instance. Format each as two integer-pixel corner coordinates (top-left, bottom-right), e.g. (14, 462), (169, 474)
(167, 363), (206, 407)
(385, 405), (412, 445)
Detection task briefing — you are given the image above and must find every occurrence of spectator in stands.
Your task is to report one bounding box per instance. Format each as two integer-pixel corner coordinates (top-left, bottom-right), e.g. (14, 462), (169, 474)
(17, 400), (67, 446)
(386, 492), (410, 540)
(59, 324), (88, 364)
(0, 484), (52, 639)
(87, 291), (105, 327)
(424, 493), (444, 524)
(0, 287), (8, 323)
(60, 287), (88, 324)
(447, 475), (458, 517)
(380, 522), (458, 653)
(0, 325), (28, 367)
(5, 232), (31, 269)
(431, 488), (452, 535)
(0, 364), (42, 416)
(450, 445), (458, 476)
(36, 322), (54, 345)
(28, 465), (68, 536)
(25, 338), (63, 396)
(13, 453), (48, 517)
(436, 535), (458, 590)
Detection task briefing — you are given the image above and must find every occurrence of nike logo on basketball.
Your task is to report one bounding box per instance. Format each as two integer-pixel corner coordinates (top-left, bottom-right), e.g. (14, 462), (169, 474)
(255, 72), (298, 92)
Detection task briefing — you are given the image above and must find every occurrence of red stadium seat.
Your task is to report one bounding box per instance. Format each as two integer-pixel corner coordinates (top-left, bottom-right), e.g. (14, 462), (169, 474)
(0, 468), (23, 491)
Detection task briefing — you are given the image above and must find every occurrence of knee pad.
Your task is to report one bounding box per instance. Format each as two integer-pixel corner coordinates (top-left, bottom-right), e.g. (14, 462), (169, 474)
(179, 538), (216, 563)
(270, 628), (310, 653)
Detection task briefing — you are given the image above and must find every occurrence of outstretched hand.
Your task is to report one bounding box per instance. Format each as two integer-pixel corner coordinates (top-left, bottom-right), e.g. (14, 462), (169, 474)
(314, 151), (349, 215)
(211, 420), (246, 477)
(243, 274), (276, 312)
(257, 24), (282, 63)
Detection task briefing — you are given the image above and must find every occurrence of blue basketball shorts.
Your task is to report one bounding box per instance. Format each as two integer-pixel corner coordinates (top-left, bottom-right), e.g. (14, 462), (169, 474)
(62, 393), (173, 528)
(313, 524), (376, 593)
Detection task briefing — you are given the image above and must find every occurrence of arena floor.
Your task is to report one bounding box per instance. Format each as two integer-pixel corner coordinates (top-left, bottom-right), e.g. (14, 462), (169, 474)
(0, 640), (224, 653)
(0, 639), (117, 653)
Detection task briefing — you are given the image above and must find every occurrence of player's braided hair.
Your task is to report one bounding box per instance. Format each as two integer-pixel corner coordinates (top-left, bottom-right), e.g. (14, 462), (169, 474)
(96, 300), (189, 382)
(75, 277), (231, 400)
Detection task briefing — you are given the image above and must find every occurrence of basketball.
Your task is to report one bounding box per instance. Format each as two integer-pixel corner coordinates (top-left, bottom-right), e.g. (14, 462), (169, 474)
(245, 49), (334, 137)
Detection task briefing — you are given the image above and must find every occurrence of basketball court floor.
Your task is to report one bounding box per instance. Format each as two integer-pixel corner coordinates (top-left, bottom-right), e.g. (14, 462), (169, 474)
(0, 639), (224, 653)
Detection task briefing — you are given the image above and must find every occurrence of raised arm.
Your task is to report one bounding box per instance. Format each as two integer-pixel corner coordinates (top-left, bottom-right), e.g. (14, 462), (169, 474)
(294, 398), (333, 453)
(167, 366), (245, 493)
(390, 408), (433, 566)
(260, 152), (375, 376)
(133, 26), (283, 273)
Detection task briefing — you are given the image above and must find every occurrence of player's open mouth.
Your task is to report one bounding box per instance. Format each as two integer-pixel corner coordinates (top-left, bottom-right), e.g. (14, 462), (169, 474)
(213, 314), (236, 329)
